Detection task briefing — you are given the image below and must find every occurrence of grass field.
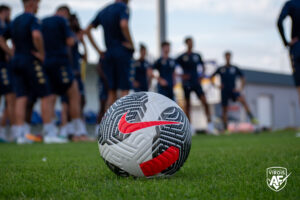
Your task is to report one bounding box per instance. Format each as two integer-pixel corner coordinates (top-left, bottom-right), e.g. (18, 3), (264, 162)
(0, 131), (299, 200)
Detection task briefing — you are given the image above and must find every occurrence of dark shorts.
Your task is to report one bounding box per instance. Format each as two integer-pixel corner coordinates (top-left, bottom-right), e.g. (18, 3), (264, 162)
(158, 85), (174, 100)
(290, 41), (300, 87)
(0, 62), (13, 95)
(221, 90), (241, 107)
(61, 74), (85, 104)
(102, 47), (133, 91)
(44, 57), (74, 95)
(183, 81), (204, 99)
(11, 55), (50, 98)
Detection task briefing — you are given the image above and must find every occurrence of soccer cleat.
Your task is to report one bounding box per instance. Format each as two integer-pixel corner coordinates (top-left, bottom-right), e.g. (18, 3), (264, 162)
(44, 136), (68, 144)
(16, 136), (33, 144)
(206, 122), (219, 136)
(25, 133), (43, 143)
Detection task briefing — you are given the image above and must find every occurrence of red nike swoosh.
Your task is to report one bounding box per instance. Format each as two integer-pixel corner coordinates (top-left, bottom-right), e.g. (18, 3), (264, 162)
(118, 112), (180, 134)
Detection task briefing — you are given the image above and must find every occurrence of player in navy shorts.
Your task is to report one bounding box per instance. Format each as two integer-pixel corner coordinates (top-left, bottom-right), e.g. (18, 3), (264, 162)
(59, 13), (89, 140)
(86, 0), (134, 109)
(176, 37), (216, 134)
(153, 42), (176, 100)
(42, 6), (87, 142)
(0, 5), (16, 142)
(211, 52), (257, 131)
(278, 0), (300, 105)
(131, 44), (152, 92)
(0, 0), (56, 144)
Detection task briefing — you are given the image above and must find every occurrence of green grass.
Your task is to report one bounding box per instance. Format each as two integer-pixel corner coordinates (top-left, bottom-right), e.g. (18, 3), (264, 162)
(0, 131), (299, 200)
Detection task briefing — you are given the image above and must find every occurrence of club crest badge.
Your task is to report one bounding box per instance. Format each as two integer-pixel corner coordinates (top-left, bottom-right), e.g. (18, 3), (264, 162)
(266, 167), (291, 192)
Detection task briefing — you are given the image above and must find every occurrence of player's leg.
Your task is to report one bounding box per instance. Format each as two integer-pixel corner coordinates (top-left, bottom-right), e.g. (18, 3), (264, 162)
(183, 85), (191, 120)
(198, 94), (211, 122)
(59, 96), (69, 138)
(117, 48), (132, 98)
(5, 93), (16, 137)
(221, 90), (229, 131)
(236, 94), (257, 124)
(222, 106), (229, 131)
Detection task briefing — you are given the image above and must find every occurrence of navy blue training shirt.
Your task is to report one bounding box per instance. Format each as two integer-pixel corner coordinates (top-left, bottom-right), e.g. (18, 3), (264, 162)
(4, 13), (40, 55)
(133, 59), (151, 89)
(91, 2), (130, 49)
(212, 65), (244, 91)
(0, 19), (9, 62)
(176, 52), (204, 83)
(42, 15), (73, 57)
(153, 58), (177, 87)
(278, 0), (300, 46)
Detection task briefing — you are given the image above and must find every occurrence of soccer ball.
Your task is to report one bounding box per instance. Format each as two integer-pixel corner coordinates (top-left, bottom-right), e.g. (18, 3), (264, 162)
(97, 92), (192, 178)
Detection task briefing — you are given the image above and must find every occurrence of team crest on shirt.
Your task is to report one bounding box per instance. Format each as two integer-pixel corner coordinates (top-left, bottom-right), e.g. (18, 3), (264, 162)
(220, 67), (226, 74)
(170, 60), (176, 67)
(193, 55), (199, 63)
(230, 67), (236, 74)
(183, 55), (189, 62)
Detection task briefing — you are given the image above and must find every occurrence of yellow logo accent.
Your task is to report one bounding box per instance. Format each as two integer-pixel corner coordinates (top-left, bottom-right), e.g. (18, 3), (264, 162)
(63, 78), (69, 83)
(35, 65), (42, 71)
(39, 78), (46, 84)
(37, 72), (44, 78)
(3, 80), (9, 85)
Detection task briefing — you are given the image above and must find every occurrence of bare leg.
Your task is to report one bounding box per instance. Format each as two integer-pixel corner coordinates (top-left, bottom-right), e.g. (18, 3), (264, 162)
(67, 81), (81, 119)
(1, 105), (8, 126)
(97, 99), (107, 124)
(237, 96), (252, 115)
(185, 98), (191, 120)
(222, 106), (228, 130)
(61, 103), (69, 127)
(5, 93), (16, 125)
(107, 90), (117, 110)
(15, 97), (27, 125)
(40, 96), (52, 124)
(200, 95), (211, 122)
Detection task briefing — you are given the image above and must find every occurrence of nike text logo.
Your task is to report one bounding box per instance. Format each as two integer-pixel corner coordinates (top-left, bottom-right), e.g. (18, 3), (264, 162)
(118, 112), (180, 134)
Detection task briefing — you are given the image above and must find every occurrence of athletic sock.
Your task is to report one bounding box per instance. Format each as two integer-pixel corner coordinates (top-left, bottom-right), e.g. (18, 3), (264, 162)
(59, 125), (68, 138)
(43, 123), (58, 137)
(24, 123), (31, 134)
(10, 125), (18, 141)
(72, 119), (87, 136)
(14, 125), (25, 138)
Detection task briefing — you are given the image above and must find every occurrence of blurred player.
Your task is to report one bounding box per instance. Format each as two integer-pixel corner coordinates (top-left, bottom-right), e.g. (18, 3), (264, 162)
(131, 44), (152, 92)
(153, 42), (176, 100)
(176, 37), (215, 134)
(96, 59), (109, 123)
(211, 51), (257, 131)
(86, 0), (134, 109)
(0, 5), (16, 142)
(42, 5), (87, 142)
(95, 59), (109, 136)
(0, 0), (56, 144)
(60, 13), (89, 141)
(277, 0), (300, 106)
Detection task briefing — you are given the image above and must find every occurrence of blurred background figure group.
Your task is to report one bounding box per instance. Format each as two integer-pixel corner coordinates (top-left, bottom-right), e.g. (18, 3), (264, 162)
(0, 0), (299, 144)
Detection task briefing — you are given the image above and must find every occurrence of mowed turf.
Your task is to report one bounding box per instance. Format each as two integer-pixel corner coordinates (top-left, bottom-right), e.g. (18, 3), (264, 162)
(0, 131), (299, 200)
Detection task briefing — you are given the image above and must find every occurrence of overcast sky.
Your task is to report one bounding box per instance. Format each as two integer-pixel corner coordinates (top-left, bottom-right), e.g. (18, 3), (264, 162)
(0, 0), (293, 74)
